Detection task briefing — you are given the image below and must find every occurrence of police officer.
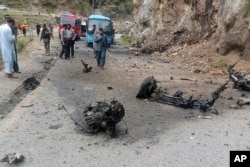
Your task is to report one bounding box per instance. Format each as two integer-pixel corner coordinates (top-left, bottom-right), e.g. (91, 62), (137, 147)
(67, 24), (76, 58)
(59, 24), (69, 59)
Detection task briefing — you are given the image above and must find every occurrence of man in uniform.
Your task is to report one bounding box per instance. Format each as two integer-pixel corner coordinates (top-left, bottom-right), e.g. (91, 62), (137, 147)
(59, 24), (69, 59)
(67, 24), (76, 58)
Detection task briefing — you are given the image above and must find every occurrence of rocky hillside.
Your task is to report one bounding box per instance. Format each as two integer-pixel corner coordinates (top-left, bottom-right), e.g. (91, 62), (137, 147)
(131, 0), (250, 74)
(4, 0), (133, 17)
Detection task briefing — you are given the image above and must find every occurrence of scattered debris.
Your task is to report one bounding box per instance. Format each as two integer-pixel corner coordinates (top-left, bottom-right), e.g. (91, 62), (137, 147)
(130, 63), (139, 69)
(134, 51), (139, 56)
(60, 104), (90, 132)
(81, 60), (92, 73)
(54, 104), (63, 110)
(231, 74), (250, 91)
(107, 86), (113, 90)
(23, 77), (40, 90)
(198, 115), (212, 120)
(49, 124), (63, 129)
(230, 104), (241, 109)
(83, 99), (125, 137)
(237, 98), (250, 106)
(180, 78), (198, 82)
(136, 76), (157, 99)
(137, 76), (228, 112)
(20, 104), (34, 108)
(1, 153), (24, 164)
(211, 108), (219, 115)
(228, 55), (250, 91)
(61, 99), (126, 137)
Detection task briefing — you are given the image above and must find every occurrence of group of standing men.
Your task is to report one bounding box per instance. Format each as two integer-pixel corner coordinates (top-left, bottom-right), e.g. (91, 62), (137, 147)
(0, 20), (109, 79)
(59, 24), (76, 59)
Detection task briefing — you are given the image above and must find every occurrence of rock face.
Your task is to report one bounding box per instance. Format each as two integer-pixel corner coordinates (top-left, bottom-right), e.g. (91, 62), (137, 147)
(132, 0), (250, 56)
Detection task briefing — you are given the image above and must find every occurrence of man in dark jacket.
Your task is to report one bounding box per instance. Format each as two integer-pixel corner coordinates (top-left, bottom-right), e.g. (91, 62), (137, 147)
(36, 23), (41, 36)
(93, 28), (108, 69)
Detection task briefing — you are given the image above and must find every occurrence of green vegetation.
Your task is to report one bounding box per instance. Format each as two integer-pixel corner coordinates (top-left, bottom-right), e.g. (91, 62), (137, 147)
(91, 0), (134, 14)
(4, 0), (133, 15)
(214, 59), (228, 68)
(16, 37), (33, 53)
(119, 34), (134, 45)
(40, 0), (58, 9)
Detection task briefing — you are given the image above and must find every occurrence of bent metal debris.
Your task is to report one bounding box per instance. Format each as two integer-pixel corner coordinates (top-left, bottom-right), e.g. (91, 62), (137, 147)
(136, 75), (227, 112)
(62, 99), (125, 137)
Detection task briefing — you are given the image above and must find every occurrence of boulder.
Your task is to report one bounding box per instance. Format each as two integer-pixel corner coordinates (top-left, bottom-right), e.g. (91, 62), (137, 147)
(219, 19), (250, 55)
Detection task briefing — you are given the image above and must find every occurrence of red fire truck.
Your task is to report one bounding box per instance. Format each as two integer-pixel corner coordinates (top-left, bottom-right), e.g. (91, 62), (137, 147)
(58, 12), (81, 40)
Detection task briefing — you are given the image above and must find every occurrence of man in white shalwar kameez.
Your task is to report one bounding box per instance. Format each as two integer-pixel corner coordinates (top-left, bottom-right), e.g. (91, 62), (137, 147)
(0, 18), (17, 78)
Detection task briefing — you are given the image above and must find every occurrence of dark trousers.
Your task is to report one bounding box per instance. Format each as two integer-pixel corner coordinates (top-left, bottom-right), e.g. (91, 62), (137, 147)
(59, 40), (70, 58)
(95, 48), (106, 67)
(13, 42), (20, 73)
(69, 40), (74, 57)
(36, 30), (40, 36)
(23, 29), (26, 37)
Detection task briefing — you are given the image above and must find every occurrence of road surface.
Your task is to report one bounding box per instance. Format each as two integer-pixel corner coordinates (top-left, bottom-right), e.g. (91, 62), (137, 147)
(0, 37), (249, 167)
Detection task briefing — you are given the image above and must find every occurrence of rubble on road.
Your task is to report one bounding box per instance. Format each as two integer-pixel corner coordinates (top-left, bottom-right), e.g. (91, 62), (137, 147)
(23, 77), (40, 90)
(136, 76), (157, 99)
(81, 60), (92, 73)
(237, 98), (250, 106)
(136, 76), (227, 112)
(83, 99), (125, 137)
(61, 99), (126, 137)
(228, 57), (250, 91)
(1, 153), (24, 164)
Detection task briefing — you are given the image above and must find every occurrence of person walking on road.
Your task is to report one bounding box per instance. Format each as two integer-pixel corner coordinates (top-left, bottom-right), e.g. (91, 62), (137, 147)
(40, 23), (53, 56)
(36, 23), (41, 36)
(0, 18), (18, 78)
(93, 28), (108, 69)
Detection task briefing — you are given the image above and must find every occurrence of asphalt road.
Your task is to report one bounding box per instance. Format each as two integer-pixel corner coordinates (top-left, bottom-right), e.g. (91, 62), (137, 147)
(0, 37), (249, 167)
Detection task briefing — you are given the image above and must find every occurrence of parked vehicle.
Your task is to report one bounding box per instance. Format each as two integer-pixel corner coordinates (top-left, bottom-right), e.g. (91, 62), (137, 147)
(81, 21), (86, 37)
(86, 14), (114, 46)
(0, 5), (9, 10)
(58, 12), (81, 40)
